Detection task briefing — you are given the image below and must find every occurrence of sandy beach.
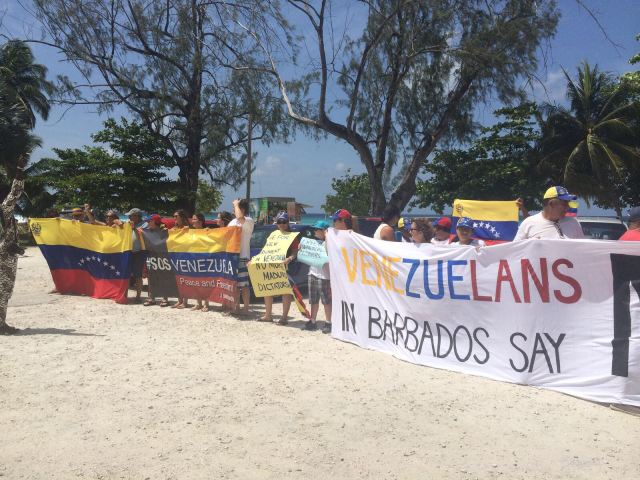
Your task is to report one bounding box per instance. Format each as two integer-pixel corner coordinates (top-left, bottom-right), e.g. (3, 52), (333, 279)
(1, 247), (638, 479)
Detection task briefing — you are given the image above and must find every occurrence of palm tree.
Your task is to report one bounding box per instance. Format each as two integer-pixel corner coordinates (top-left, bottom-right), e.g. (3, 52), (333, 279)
(538, 62), (640, 217)
(0, 40), (53, 129)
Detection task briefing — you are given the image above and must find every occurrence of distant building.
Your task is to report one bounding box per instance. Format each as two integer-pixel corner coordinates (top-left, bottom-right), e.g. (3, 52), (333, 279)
(249, 197), (311, 224)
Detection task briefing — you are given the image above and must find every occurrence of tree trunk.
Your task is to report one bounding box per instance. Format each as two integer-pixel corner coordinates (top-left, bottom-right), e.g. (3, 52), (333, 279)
(614, 203), (623, 222)
(176, 158), (199, 214)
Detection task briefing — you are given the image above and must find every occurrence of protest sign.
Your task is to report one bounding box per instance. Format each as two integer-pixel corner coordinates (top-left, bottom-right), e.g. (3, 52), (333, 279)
(327, 229), (640, 406)
(139, 228), (179, 299)
(247, 261), (291, 297)
(297, 237), (328, 268)
(30, 218), (132, 303)
(248, 230), (298, 298)
(140, 226), (241, 305)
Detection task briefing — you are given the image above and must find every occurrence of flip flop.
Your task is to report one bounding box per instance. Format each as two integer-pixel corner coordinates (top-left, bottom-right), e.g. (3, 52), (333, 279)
(143, 299), (155, 307)
(159, 300), (170, 307)
(201, 306), (209, 312)
(191, 305), (202, 311)
(257, 316), (272, 323)
(175, 304), (185, 310)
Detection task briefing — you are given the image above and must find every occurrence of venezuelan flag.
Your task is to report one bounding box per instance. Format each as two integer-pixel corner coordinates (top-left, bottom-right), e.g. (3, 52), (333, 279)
(29, 218), (133, 303)
(142, 227), (241, 305)
(565, 200), (579, 217)
(451, 199), (519, 242)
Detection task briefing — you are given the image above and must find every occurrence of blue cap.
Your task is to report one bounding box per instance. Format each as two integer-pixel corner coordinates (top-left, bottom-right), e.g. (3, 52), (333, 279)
(275, 211), (289, 222)
(398, 217), (412, 232)
(457, 217), (474, 229)
(312, 220), (331, 229)
(544, 186), (577, 201)
(330, 209), (352, 221)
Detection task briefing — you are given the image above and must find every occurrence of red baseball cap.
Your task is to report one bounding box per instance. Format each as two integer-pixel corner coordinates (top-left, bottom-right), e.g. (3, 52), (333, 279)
(331, 209), (352, 221)
(150, 214), (162, 225)
(434, 217), (452, 229)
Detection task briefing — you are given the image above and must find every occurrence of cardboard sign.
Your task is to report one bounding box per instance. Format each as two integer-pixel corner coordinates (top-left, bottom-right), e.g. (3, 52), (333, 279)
(297, 237), (328, 268)
(248, 230), (298, 298)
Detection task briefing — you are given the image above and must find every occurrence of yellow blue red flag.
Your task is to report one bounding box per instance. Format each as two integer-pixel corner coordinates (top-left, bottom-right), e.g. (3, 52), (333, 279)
(140, 226), (241, 307)
(29, 218), (133, 303)
(452, 199), (519, 242)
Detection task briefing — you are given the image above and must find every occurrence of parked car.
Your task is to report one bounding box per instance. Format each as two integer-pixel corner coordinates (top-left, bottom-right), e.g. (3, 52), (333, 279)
(577, 216), (627, 240)
(352, 216), (382, 237)
(250, 224), (317, 292)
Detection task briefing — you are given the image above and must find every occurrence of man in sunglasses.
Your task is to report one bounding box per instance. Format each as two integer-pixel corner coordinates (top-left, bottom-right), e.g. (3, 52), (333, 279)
(514, 186), (585, 241)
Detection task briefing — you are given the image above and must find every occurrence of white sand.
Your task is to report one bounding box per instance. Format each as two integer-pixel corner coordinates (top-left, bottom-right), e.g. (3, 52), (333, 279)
(1, 247), (638, 479)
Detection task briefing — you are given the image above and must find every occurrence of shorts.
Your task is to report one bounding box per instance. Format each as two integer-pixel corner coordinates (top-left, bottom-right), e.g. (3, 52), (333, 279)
(237, 257), (250, 288)
(130, 251), (147, 279)
(308, 275), (331, 305)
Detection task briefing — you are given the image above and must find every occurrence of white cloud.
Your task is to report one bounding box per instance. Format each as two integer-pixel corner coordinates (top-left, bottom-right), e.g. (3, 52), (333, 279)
(532, 69), (567, 104)
(264, 155), (281, 169)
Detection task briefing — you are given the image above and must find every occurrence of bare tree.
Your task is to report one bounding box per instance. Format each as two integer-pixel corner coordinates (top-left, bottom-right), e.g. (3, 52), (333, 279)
(29, 0), (289, 211)
(245, 0), (559, 214)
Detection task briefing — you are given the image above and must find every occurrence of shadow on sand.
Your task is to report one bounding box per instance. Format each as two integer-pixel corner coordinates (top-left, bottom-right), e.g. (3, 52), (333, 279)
(14, 328), (104, 337)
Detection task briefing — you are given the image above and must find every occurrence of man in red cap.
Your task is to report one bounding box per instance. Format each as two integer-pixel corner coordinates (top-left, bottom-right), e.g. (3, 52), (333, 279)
(331, 209), (352, 231)
(431, 217), (452, 245)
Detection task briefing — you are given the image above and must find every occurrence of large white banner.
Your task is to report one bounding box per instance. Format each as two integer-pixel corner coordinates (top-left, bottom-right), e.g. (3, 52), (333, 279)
(327, 229), (640, 406)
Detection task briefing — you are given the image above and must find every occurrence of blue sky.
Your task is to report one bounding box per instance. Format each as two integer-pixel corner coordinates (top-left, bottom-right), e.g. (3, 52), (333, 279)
(2, 0), (639, 214)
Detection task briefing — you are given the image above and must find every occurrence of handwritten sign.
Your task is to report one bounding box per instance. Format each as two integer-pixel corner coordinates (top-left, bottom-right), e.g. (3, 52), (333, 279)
(297, 237), (328, 268)
(248, 262), (292, 297)
(248, 230), (298, 298)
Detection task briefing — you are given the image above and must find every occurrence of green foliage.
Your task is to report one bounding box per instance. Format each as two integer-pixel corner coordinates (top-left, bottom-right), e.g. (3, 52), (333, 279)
(0, 41), (49, 203)
(621, 34), (640, 92)
(538, 62), (640, 214)
(28, 118), (180, 214)
(322, 170), (371, 216)
(0, 41), (53, 129)
(33, 0), (289, 211)
(414, 104), (547, 213)
(195, 180), (223, 214)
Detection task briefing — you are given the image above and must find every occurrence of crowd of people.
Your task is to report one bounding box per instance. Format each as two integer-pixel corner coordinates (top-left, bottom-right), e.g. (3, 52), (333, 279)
(53, 185), (640, 333)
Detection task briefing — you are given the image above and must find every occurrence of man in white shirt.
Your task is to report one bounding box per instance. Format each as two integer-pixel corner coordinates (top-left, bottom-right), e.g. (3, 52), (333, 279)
(513, 186), (585, 241)
(228, 198), (255, 315)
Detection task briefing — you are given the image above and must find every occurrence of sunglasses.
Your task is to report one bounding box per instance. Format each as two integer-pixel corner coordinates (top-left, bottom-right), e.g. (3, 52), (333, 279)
(276, 220), (288, 224)
(410, 228), (419, 232)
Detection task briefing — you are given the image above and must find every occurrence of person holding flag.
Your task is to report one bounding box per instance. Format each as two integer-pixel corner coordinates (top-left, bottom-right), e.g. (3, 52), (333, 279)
(451, 217), (486, 247)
